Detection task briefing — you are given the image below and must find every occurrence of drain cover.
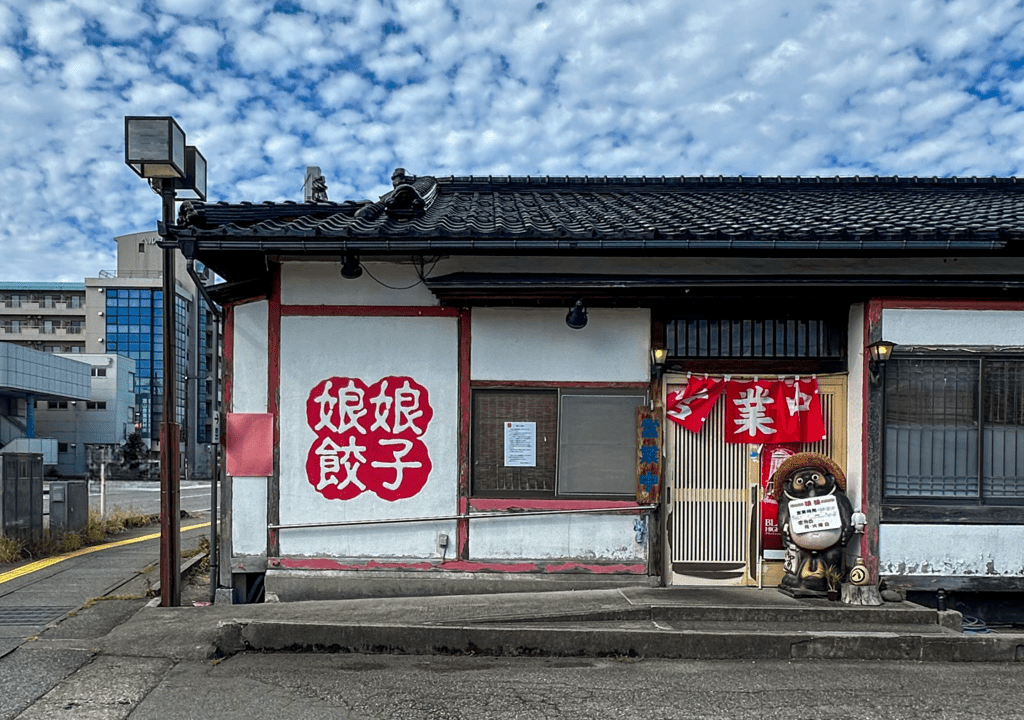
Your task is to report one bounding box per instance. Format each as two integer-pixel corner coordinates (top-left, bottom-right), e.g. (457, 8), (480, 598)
(0, 607), (75, 625)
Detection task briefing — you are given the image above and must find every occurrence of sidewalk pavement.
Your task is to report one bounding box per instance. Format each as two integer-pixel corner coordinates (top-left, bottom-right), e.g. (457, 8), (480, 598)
(78, 583), (1021, 664)
(6, 524), (1024, 673)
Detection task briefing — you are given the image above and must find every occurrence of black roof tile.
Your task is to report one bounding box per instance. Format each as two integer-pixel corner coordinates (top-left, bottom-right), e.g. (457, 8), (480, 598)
(167, 173), (1024, 280)
(173, 173), (1024, 247)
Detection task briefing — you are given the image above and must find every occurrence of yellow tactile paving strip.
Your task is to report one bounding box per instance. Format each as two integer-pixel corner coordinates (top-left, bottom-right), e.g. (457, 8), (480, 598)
(0, 522), (210, 586)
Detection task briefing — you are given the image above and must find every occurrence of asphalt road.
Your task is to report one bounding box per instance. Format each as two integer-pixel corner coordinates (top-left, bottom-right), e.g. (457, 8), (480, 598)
(42, 480), (213, 520)
(89, 480), (214, 516)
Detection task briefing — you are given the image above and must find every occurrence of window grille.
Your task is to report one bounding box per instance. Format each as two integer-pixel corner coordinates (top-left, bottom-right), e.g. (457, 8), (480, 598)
(884, 356), (1024, 503)
(472, 389), (558, 494)
(666, 315), (845, 359)
(472, 388), (646, 497)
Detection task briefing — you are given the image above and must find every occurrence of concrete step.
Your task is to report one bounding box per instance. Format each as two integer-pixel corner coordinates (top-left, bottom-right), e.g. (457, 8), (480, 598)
(464, 602), (941, 627)
(220, 618), (1024, 662)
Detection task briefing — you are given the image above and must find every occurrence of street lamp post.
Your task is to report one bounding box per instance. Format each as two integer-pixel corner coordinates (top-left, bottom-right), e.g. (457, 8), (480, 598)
(124, 117), (206, 607)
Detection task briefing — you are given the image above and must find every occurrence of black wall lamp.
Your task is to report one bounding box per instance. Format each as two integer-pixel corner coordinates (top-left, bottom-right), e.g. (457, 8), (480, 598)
(651, 347), (668, 380)
(340, 254), (362, 279)
(565, 299), (588, 329)
(867, 339), (896, 384)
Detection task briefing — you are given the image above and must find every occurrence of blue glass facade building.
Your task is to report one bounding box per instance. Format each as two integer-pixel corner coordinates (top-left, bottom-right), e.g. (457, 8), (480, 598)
(103, 288), (190, 443)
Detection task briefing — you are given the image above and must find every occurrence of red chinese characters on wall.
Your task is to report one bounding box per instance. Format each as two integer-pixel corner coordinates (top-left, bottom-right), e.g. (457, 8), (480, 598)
(304, 376), (433, 501)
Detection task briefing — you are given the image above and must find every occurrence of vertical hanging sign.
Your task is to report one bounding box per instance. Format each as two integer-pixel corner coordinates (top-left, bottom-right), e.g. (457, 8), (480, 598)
(636, 406), (661, 503)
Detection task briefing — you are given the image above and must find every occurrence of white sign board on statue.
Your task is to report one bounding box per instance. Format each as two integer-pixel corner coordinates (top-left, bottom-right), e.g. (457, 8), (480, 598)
(789, 495), (842, 533)
(504, 421), (536, 467)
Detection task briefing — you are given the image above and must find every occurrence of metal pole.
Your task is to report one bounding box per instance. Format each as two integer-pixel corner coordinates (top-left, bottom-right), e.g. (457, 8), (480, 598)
(159, 180), (181, 607)
(99, 447), (106, 520)
(209, 313), (221, 602)
(186, 258), (222, 603)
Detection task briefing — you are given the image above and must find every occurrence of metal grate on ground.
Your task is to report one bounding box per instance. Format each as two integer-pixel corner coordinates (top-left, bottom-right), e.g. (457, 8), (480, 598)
(0, 607), (76, 625)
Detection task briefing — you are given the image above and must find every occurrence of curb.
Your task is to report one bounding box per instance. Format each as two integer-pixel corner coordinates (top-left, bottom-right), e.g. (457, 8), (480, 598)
(213, 620), (1024, 663)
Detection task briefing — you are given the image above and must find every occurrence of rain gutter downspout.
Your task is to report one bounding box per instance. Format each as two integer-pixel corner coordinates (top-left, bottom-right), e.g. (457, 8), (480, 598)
(187, 258), (222, 603)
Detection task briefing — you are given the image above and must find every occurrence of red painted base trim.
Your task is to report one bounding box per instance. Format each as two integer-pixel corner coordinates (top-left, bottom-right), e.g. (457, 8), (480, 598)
(873, 298), (1024, 312)
(271, 557), (647, 574)
(469, 498), (642, 511)
(472, 380), (649, 389)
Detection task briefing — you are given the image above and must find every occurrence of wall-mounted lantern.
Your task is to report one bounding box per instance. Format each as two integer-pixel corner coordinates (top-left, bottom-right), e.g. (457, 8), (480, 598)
(651, 347), (668, 380)
(867, 339), (896, 384)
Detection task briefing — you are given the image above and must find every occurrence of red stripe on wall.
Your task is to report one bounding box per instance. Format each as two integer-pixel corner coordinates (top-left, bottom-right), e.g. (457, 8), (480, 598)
(281, 305), (461, 317)
(223, 305), (234, 416)
(469, 498), (643, 512)
(862, 300), (876, 572)
(471, 380), (650, 389)
(271, 557), (647, 574)
(874, 298), (1024, 312)
(458, 308), (472, 560)
(268, 264), (282, 557)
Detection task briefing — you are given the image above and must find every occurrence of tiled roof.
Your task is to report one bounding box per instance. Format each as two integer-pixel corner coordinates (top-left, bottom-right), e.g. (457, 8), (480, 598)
(168, 173), (1024, 284)
(173, 174), (1024, 249)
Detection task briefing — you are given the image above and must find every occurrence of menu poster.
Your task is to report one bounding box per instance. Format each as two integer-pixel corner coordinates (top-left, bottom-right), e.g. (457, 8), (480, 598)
(504, 422), (536, 467)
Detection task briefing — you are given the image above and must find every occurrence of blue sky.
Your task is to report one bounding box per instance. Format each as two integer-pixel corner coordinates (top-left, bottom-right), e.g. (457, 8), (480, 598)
(2, 0), (1024, 281)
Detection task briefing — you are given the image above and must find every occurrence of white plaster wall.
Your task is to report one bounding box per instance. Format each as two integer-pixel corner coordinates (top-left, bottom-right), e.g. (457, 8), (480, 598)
(882, 309), (1024, 346)
(278, 315), (459, 558)
(846, 304), (864, 512)
(232, 301), (268, 413)
(281, 261), (438, 306)
(230, 301), (269, 557)
(472, 307), (649, 382)
(232, 477), (268, 556)
(880, 524), (1024, 577)
(469, 514), (646, 562)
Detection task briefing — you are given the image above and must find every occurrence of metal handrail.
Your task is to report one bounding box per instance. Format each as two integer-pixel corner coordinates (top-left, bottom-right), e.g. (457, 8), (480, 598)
(268, 504), (658, 531)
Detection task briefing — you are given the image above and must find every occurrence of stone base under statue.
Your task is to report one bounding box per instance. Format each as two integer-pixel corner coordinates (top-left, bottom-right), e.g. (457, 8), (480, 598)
(841, 582), (884, 606)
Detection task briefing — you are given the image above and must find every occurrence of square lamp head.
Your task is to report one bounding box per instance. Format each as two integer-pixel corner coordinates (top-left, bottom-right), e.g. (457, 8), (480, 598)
(125, 116), (186, 179)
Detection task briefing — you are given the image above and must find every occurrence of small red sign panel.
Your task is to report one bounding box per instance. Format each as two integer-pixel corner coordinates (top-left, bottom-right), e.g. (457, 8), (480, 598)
(225, 413), (275, 477)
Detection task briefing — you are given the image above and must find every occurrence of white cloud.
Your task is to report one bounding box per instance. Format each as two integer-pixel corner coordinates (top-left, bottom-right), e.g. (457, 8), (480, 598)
(62, 49), (103, 87)
(2, 0), (1024, 280)
(175, 25), (223, 58)
(25, 1), (85, 54)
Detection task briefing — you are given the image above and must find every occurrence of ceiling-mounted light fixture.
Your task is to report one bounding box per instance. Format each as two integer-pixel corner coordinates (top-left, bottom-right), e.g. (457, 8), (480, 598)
(341, 254), (362, 280)
(565, 299), (588, 330)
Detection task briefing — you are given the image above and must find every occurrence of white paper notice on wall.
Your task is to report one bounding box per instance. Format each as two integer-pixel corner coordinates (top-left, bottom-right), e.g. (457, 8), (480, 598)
(788, 495), (841, 533)
(504, 421), (536, 467)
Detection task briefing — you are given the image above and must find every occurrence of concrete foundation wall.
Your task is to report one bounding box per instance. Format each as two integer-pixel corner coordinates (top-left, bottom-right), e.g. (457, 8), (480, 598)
(469, 514), (645, 563)
(879, 524), (1024, 577)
